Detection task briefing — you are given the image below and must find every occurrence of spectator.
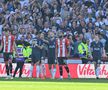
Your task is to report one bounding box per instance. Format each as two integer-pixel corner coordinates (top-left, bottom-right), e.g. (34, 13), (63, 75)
(0, 0), (107, 79)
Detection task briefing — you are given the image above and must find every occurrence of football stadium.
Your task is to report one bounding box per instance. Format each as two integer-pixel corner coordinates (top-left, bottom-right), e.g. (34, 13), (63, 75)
(0, 78), (108, 90)
(0, 0), (108, 90)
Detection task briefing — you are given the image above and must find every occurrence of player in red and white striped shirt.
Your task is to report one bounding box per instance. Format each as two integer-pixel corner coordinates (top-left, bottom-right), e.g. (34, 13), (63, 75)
(2, 33), (15, 53)
(56, 36), (69, 57)
(56, 32), (71, 80)
(0, 28), (16, 79)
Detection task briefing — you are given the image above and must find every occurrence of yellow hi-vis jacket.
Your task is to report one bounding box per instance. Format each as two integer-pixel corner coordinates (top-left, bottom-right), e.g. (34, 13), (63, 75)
(14, 45), (27, 62)
(25, 46), (32, 58)
(13, 45), (24, 58)
(78, 42), (88, 58)
(24, 46), (32, 62)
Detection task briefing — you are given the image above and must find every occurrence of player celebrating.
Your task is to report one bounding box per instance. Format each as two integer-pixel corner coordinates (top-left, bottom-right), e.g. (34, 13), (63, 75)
(47, 31), (56, 79)
(0, 27), (16, 79)
(56, 31), (71, 80)
(29, 33), (45, 79)
(90, 35), (106, 79)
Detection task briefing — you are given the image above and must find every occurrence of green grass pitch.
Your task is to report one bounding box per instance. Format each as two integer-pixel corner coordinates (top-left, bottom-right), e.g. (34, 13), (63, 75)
(0, 78), (108, 90)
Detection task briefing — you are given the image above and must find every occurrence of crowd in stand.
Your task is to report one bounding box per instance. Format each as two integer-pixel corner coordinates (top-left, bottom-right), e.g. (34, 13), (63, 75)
(0, 0), (108, 60)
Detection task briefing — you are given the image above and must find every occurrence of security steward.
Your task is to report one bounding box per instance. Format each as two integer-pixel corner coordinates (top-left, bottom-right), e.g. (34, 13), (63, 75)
(78, 38), (89, 64)
(13, 40), (26, 78)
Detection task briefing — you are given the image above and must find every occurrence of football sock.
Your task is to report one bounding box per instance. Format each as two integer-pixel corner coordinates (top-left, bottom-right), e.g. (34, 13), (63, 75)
(41, 64), (46, 78)
(6, 65), (9, 75)
(9, 63), (12, 74)
(59, 66), (63, 76)
(64, 66), (69, 73)
(29, 65), (33, 77)
(52, 68), (56, 79)
(13, 66), (19, 77)
(96, 66), (100, 78)
(36, 65), (40, 78)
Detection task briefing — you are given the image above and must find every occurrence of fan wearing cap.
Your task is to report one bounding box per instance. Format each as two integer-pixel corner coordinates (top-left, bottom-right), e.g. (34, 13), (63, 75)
(0, 27), (16, 79)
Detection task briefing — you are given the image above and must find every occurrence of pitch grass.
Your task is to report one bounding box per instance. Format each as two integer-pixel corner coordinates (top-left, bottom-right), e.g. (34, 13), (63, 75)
(0, 78), (108, 90)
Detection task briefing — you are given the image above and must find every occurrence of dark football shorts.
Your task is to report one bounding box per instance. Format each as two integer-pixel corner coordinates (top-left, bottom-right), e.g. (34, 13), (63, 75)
(3, 53), (13, 61)
(93, 56), (101, 64)
(31, 51), (41, 64)
(48, 56), (56, 64)
(57, 57), (67, 65)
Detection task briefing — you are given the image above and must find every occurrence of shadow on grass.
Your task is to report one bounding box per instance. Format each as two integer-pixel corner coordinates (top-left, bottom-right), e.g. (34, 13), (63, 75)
(0, 78), (108, 83)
